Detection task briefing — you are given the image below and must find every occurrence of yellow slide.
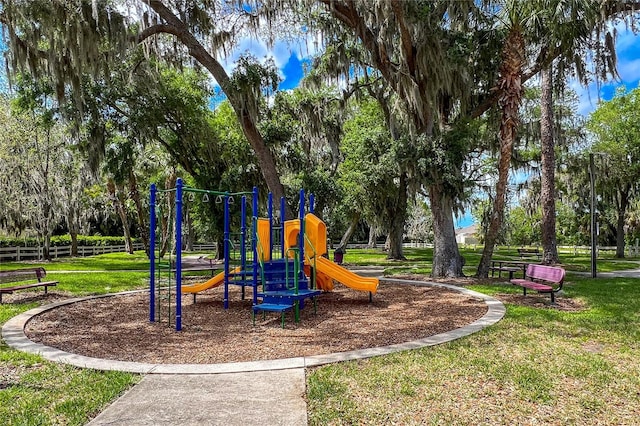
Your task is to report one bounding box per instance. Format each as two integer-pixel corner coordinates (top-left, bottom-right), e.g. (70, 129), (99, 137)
(181, 267), (241, 294)
(314, 256), (379, 294)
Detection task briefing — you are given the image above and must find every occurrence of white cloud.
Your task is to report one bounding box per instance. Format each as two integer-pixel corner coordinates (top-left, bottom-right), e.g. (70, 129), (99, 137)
(568, 27), (640, 116)
(617, 58), (640, 85)
(571, 79), (601, 116)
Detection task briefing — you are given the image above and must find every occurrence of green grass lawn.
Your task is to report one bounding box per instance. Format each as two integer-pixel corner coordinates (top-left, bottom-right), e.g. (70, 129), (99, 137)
(341, 246), (640, 276)
(1, 251), (151, 272)
(1, 252), (148, 425)
(307, 249), (640, 425)
(2, 248), (640, 424)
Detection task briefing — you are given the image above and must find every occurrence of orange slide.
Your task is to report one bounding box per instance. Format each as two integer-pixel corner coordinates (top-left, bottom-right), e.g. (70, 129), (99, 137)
(287, 213), (378, 294)
(314, 256), (379, 294)
(181, 267), (241, 294)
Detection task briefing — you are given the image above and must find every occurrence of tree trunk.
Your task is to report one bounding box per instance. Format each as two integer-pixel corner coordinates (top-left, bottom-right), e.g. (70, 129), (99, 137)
(215, 239), (224, 260)
(159, 173), (177, 258)
(40, 199), (53, 261)
(129, 171), (150, 256)
(337, 212), (361, 252)
(108, 179), (134, 255)
(237, 113), (292, 218)
(70, 229), (79, 257)
(616, 208), (626, 258)
(67, 204), (80, 257)
(477, 27), (524, 278)
(367, 225), (377, 248)
(144, 1), (292, 218)
(540, 65), (559, 265)
(184, 206), (194, 251)
(42, 233), (51, 261)
(386, 172), (408, 260)
(615, 187), (630, 258)
(429, 185), (464, 277)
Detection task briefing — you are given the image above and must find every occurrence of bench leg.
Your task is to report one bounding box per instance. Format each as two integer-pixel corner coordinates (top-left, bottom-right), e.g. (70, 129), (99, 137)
(550, 292), (555, 304)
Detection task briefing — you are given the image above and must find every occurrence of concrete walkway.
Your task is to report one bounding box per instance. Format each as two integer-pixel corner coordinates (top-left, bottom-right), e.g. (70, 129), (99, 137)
(87, 370), (308, 426)
(574, 268), (640, 278)
(2, 279), (506, 425)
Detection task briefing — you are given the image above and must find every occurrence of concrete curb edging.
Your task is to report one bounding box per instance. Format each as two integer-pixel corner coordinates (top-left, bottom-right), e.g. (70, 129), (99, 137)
(2, 279), (505, 374)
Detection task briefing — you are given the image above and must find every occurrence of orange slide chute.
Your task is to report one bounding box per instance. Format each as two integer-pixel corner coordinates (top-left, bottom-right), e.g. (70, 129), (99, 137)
(181, 267), (241, 294)
(261, 212), (378, 294)
(314, 256), (379, 294)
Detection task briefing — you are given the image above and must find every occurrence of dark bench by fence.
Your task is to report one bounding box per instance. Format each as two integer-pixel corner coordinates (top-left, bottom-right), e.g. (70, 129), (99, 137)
(0, 267), (58, 303)
(517, 248), (541, 259)
(489, 259), (530, 280)
(510, 264), (565, 303)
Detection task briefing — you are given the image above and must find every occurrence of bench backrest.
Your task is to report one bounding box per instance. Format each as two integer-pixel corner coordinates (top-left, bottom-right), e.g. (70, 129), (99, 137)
(525, 264), (564, 283)
(518, 248), (540, 253)
(0, 267), (46, 284)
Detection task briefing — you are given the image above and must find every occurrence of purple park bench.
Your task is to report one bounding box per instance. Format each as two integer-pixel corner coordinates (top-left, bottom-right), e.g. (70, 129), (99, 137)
(510, 264), (565, 303)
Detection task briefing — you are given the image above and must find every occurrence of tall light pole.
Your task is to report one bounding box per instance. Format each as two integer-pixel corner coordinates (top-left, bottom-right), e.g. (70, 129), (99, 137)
(589, 153), (597, 278)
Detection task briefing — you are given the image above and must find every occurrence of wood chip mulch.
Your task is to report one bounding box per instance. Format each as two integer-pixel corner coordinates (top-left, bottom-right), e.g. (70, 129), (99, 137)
(24, 282), (489, 364)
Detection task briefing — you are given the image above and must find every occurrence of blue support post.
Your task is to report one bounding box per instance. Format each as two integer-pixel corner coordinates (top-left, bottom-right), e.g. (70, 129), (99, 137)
(149, 184), (156, 323)
(299, 189), (305, 271)
(252, 187), (259, 306)
(240, 196), (247, 300)
(310, 193), (315, 214)
(241, 196), (247, 272)
(280, 196), (286, 258)
(223, 194), (230, 309)
(175, 178), (183, 331)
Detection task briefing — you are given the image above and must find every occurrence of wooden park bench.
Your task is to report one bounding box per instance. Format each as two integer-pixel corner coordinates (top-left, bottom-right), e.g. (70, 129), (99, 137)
(517, 248), (542, 260)
(489, 259), (528, 280)
(510, 264), (565, 303)
(0, 267), (58, 303)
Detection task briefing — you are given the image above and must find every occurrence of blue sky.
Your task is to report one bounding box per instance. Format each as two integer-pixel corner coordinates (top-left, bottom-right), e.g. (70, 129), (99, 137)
(572, 26), (640, 115)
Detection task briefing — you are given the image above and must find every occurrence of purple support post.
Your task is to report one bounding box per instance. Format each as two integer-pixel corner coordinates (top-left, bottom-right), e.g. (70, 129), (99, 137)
(175, 178), (183, 331)
(252, 187), (259, 305)
(149, 184), (156, 323)
(223, 194), (230, 309)
(309, 193), (315, 214)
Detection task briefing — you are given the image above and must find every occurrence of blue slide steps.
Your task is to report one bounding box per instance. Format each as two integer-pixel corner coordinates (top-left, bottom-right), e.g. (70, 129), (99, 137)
(253, 259), (319, 327)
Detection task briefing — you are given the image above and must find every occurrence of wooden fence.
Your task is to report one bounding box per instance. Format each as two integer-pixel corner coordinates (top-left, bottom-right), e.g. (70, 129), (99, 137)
(2, 242), (637, 262)
(0, 243), (145, 261)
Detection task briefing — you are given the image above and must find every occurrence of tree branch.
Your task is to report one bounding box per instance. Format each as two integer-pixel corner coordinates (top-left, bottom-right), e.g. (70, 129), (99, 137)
(318, 0), (396, 84)
(390, 2), (416, 77)
(135, 23), (181, 43)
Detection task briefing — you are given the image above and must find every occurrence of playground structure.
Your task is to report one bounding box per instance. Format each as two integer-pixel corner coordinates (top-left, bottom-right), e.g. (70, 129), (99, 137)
(149, 178), (378, 331)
